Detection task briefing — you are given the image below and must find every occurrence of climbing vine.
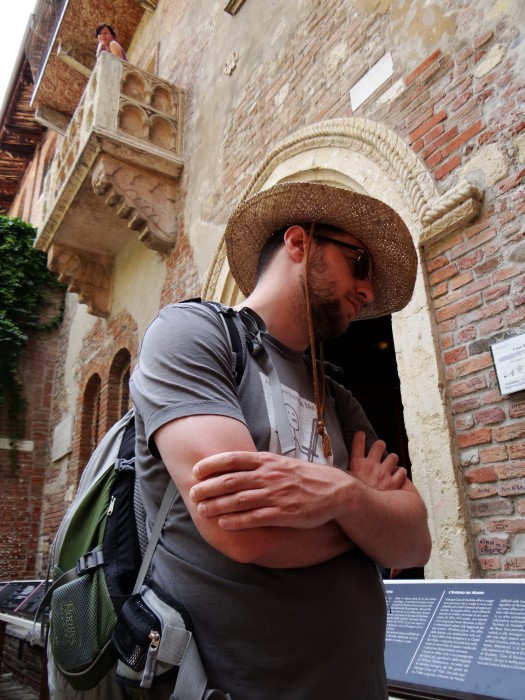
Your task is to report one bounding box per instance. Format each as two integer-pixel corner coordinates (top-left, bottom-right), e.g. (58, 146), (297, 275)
(0, 216), (64, 466)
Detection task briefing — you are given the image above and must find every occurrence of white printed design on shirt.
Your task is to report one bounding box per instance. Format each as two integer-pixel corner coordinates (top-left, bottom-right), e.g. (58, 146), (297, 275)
(259, 373), (334, 466)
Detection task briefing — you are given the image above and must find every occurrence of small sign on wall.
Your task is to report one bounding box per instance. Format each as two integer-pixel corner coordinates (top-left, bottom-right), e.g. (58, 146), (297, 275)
(490, 332), (525, 395)
(51, 414), (74, 462)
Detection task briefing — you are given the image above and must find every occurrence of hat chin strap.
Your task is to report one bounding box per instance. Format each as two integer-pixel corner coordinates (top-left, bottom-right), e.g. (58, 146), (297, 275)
(304, 222), (332, 459)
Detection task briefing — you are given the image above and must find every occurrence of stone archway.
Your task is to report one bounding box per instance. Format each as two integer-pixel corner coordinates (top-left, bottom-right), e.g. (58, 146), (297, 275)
(203, 117), (483, 579)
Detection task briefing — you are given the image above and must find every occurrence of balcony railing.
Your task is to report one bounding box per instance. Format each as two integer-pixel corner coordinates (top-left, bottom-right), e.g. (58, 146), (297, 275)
(35, 52), (184, 317)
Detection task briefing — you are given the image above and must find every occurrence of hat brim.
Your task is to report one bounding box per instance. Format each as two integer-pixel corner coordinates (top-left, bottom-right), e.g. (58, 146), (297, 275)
(224, 181), (418, 320)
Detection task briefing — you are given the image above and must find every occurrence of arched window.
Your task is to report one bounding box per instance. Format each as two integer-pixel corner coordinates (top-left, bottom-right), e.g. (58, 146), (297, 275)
(78, 373), (102, 479)
(106, 349), (131, 431)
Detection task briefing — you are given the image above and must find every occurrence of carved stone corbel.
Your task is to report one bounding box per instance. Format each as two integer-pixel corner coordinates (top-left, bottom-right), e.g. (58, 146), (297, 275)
(48, 244), (113, 318)
(34, 106), (70, 135)
(91, 154), (178, 254)
(57, 41), (96, 78)
(224, 0), (247, 15)
(137, 0), (157, 11)
(420, 180), (484, 246)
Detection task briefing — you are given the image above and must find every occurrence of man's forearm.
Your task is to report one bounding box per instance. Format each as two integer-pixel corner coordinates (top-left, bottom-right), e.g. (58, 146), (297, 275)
(335, 476), (431, 569)
(233, 476), (430, 570)
(209, 520), (353, 568)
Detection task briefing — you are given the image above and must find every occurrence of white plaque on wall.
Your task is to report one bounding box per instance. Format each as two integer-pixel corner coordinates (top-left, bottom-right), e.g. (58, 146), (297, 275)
(52, 415), (74, 462)
(490, 333), (525, 395)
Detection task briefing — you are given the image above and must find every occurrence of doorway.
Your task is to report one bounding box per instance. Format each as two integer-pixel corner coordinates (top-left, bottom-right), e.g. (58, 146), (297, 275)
(323, 315), (425, 580)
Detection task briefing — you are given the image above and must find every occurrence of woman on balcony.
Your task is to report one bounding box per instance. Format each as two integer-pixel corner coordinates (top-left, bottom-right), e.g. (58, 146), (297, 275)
(95, 23), (128, 61)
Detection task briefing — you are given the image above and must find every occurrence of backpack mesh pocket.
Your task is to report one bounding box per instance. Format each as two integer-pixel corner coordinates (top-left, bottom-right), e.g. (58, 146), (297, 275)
(113, 585), (189, 688)
(112, 593), (161, 672)
(50, 567), (117, 690)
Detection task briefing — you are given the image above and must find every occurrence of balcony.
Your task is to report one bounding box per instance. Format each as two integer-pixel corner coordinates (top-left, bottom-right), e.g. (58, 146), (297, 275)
(28, 0), (153, 127)
(35, 52), (184, 317)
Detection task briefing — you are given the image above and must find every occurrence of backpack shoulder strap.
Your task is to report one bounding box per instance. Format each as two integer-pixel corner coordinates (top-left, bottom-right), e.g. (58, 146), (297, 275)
(181, 298), (245, 385)
(132, 479), (177, 594)
(204, 302), (245, 385)
(237, 307), (296, 455)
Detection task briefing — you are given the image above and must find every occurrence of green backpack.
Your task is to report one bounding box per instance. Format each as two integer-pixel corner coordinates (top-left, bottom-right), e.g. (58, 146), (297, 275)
(36, 301), (245, 698)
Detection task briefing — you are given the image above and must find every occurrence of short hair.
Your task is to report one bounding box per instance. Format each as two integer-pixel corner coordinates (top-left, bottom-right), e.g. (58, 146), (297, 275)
(255, 222), (353, 281)
(255, 226), (287, 281)
(95, 23), (116, 38)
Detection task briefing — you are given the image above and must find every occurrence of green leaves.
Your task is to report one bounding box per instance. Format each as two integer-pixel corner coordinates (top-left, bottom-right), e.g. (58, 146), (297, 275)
(0, 216), (65, 463)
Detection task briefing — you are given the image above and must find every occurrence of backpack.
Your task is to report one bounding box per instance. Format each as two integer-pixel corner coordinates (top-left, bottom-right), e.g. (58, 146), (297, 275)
(36, 301), (245, 698)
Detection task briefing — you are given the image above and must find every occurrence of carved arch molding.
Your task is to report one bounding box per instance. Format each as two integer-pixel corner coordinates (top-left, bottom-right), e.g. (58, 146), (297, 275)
(203, 117), (482, 301)
(203, 117), (483, 579)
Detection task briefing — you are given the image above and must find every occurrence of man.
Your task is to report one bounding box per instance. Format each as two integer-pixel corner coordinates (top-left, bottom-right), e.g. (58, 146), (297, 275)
(130, 181), (432, 699)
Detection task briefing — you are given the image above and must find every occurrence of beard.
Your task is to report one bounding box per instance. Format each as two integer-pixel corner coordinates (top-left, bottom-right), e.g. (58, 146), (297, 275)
(311, 296), (347, 341)
(301, 252), (349, 342)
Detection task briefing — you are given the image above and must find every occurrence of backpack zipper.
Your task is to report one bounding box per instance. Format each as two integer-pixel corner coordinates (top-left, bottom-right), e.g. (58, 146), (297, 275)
(107, 496), (116, 516)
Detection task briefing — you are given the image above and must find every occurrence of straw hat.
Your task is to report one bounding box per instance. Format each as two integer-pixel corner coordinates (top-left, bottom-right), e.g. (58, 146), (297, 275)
(225, 181), (417, 319)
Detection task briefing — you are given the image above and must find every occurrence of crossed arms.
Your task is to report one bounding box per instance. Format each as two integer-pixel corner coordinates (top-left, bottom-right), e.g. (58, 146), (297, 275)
(154, 413), (432, 570)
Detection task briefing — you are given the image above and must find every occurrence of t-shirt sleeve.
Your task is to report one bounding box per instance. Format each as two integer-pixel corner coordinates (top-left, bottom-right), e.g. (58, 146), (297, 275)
(130, 303), (247, 456)
(328, 378), (379, 454)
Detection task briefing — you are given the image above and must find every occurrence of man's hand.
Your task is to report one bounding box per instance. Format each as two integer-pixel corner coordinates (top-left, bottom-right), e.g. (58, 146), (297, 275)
(189, 433), (431, 570)
(155, 414), (353, 567)
(189, 432), (407, 532)
(349, 431), (407, 491)
(159, 414), (430, 568)
(190, 450), (351, 531)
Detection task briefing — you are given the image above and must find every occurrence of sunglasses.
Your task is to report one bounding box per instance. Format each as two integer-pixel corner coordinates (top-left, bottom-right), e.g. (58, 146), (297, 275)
(312, 233), (371, 280)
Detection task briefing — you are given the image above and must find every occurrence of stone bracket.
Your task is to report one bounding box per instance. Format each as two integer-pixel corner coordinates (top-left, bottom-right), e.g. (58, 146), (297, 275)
(57, 41), (96, 78)
(48, 244), (113, 318)
(419, 180), (484, 247)
(224, 0), (247, 15)
(34, 106), (70, 135)
(91, 154), (178, 254)
(138, 0), (158, 10)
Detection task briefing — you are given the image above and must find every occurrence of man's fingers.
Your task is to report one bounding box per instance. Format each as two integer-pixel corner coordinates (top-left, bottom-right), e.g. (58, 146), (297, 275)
(194, 482), (275, 514)
(190, 471), (262, 504)
(390, 466), (408, 488)
(366, 438), (388, 461)
(218, 509), (273, 530)
(384, 452), (400, 471)
(349, 431), (366, 462)
(193, 450), (261, 479)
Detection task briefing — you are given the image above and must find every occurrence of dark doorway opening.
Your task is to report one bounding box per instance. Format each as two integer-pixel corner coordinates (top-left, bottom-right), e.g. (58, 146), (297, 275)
(323, 314), (424, 580)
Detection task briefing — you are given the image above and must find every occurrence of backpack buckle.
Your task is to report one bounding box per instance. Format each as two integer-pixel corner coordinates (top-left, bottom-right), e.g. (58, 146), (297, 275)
(76, 548), (104, 575)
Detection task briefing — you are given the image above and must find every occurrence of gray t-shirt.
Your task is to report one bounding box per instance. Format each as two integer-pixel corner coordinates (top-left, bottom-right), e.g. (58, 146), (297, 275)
(130, 302), (388, 700)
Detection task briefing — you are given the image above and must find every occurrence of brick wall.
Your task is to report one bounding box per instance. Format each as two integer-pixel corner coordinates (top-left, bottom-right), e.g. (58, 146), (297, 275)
(381, 29), (524, 575)
(38, 310), (139, 546)
(0, 285), (63, 580)
(213, 3), (524, 577)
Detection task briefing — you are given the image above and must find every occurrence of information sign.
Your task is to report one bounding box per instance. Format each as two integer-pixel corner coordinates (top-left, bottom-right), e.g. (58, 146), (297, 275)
(0, 580), (44, 614)
(385, 580), (525, 700)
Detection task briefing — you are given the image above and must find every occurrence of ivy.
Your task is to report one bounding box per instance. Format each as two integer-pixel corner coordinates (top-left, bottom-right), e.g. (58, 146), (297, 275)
(0, 216), (65, 467)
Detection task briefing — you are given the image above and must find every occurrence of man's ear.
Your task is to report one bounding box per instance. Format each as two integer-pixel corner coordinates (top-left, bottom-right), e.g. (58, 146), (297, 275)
(283, 225), (309, 263)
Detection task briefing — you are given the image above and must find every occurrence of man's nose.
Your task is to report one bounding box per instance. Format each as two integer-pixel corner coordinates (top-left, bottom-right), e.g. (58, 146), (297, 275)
(355, 277), (374, 305)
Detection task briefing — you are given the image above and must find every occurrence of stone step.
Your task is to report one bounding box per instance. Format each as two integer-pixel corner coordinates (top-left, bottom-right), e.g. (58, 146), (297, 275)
(0, 674), (39, 700)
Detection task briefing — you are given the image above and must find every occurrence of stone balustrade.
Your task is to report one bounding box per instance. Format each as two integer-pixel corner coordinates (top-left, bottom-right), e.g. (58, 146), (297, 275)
(35, 52), (184, 317)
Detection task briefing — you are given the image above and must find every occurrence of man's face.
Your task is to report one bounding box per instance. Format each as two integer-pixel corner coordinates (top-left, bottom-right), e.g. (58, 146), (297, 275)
(304, 226), (374, 341)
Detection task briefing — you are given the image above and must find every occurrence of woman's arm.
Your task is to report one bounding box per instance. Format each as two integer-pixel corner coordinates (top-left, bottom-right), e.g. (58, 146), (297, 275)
(109, 40), (125, 59)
